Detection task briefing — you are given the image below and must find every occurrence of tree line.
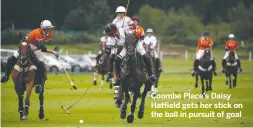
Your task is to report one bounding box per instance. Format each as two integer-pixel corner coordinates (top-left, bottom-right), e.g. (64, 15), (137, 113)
(2, 0), (253, 49)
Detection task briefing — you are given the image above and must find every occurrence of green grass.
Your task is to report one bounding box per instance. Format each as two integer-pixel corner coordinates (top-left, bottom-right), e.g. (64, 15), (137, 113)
(1, 74), (253, 127)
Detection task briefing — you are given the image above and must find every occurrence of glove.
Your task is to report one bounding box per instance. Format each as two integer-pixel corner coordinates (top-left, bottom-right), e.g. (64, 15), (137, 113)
(52, 51), (59, 58)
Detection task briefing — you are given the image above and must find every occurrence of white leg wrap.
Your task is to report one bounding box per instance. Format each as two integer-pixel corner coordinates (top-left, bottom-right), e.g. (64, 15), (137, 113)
(114, 86), (119, 94)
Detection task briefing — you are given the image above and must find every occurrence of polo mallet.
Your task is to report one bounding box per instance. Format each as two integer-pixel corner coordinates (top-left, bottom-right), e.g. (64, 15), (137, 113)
(160, 34), (177, 44)
(61, 84), (92, 114)
(121, 0), (131, 28)
(58, 58), (77, 90)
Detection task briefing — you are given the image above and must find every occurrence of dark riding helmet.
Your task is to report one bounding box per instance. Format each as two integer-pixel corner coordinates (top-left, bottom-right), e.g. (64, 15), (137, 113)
(131, 16), (139, 21)
(104, 23), (118, 36)
(203, 31), (209, 36)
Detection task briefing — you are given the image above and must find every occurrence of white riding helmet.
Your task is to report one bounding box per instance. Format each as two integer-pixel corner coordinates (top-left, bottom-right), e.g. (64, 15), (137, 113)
(146, 28), (153, 33)
(115, 6), (126, 13)
(228, 34), (235, 38)
(40, 20), (54, 29)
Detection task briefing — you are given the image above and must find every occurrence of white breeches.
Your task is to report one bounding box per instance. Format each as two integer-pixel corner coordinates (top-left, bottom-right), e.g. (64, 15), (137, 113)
(119, 42), (146, 57)
(223, 51), (238, 59)
(196, 50), (213, 60)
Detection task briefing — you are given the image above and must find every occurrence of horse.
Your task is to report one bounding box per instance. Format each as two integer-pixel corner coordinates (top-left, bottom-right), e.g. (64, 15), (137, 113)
(93, 50), (113, 90)
(197, 48), (213, 96)
(143, 43), (161, 96)
(11, 41), (46, 120)
(116, 32), (152, 123)
(224, 51), (238, 88)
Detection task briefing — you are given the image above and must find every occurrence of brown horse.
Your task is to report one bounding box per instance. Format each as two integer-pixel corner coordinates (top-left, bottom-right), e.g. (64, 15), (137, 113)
(93, 50), (113, 90)
(115, 32), (152, 123)
(11, 41), (46, 120)
(143, 43), (161, 96)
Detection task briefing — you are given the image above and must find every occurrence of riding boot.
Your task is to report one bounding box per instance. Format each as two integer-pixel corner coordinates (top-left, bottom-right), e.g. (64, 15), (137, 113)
(107, 54), (115, 82)
(211, 59), (217, 76)
(35, 61), (45, 94)
(156, 58), (163, 72)
(143, 54), (157, 84)
(191, 59), (199, 76)
(237, 59), (243, 72)
(96, 53), (101, 66)
(113, 55), (122, 85)
(1, 55), (17, 83)
(221, 59), (226, 73)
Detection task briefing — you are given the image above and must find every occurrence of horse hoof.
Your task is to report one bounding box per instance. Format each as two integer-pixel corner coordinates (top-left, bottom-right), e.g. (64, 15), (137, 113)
(127, 114), (134, 123)
(120, 110), (126, 119)
(115, 100), (122, 108)
(93, 81), (97, 85)
(225, 81), (228, 85)
(21, 115), (28, 121)
(38, 112), (45, 120)
(138, 110), (144, 119)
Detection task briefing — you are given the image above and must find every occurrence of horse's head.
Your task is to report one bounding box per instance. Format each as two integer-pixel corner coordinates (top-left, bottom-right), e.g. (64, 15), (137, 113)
(18, 41), (32, 65)
(203, 48), (211, 60)
(227, 51), (236, 63)
(125, 31), (138, 56)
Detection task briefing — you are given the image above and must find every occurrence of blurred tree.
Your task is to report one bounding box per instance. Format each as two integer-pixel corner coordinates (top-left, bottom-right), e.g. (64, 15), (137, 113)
(138, 5), (166, 35)
(63, 0), (112, 33)
(228, 1), (253, 44)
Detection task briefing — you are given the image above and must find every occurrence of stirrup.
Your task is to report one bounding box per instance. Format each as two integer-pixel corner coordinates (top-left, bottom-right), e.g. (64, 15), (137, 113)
(191, 71), (196, 76)
(35, 84), (42, 94)
(113, 78), (120, 85)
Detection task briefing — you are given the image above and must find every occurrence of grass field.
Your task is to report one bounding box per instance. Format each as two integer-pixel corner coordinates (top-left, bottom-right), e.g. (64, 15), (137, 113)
(1, 73), (253, 127)
(1, 44), (253, 127)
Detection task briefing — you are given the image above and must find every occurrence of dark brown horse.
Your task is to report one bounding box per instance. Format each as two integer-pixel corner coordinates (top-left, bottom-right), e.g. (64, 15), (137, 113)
(143, 43), (161, 96)
(116, 32), (152, 123)
(197, 48), (213, 96)
(11, 41), (46, 120)
(93, 50), (112, 90)
(224, 51), (239, 89)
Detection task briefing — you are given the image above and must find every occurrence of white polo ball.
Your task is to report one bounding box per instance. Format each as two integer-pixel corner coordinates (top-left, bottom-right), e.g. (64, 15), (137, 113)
(79, 120), (84, 124)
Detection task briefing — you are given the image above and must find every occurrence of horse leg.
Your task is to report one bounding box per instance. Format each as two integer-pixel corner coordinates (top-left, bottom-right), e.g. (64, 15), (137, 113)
(115, 85), (123, 108)
(138, 81), (151, 119)
(120, 83), (130, 119)
(15, 84), (24, 120)
(209, 76), (213, 91)
(153, 77), (159, 96)
(38, 78), (45, 120)
(229, 74), (232, 89)
(205, 80), (209, 92)
(22, 80), (33, 120)
(225, 73), (229, 85)
(93, 70), (97, 85)
(195, 74), (198, 88)
(233, 73), (237, 88)
(127, 89), (139, 123)
(200, 76), (205, 96)
(101, 74), (104, 90)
